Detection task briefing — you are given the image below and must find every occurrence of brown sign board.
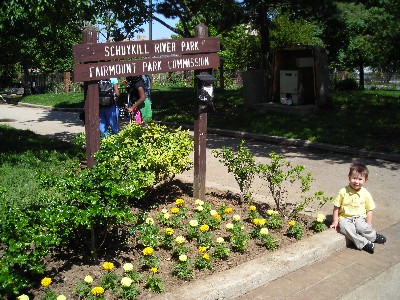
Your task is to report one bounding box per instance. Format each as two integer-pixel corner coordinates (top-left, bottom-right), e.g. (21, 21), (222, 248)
(73, 37), (220, 63)
(73, 53), (219, 82)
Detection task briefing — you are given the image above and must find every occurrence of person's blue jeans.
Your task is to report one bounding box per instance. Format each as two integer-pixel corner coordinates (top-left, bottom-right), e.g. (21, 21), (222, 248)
(99, 104), (118, 137)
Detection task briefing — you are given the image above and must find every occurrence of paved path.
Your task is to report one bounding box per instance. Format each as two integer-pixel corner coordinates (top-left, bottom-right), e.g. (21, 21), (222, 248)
(1, 103), (400, 299)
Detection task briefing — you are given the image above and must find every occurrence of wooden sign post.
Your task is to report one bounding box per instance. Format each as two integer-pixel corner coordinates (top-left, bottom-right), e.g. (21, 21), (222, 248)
(73, 24), (220, 198)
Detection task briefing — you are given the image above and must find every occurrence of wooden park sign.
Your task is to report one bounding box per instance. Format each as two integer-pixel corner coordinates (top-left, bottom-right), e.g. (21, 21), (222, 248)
(73, 37), (220, 81)
(73, 24), (220, 199)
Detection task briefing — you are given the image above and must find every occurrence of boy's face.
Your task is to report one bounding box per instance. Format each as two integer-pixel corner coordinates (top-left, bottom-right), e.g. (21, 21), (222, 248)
(349, 172), (367, 190)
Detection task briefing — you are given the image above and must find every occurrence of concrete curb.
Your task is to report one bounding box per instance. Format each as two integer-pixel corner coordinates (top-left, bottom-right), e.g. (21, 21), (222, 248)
(17, 101), (83, 112)
(153, 230), (346, 300)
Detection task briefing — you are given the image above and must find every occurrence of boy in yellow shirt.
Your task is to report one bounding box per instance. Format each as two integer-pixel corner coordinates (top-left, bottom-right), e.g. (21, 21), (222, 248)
(330, 163), (386, 254)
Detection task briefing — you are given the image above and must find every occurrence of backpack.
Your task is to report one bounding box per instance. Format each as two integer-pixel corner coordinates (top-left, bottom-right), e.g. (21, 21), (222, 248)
(141, 75), (151, 99)
(99, 79), (114, 106)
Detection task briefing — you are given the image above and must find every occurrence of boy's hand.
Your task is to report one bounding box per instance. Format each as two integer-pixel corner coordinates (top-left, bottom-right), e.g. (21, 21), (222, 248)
(330, 221), (339, 229)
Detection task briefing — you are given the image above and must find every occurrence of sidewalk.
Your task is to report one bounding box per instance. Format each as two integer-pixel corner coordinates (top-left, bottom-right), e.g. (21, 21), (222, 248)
(1, 103), (400, 299)
(237, 222), (400, 300)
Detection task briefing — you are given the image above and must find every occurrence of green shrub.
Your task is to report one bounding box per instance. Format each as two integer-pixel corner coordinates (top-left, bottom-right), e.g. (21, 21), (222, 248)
(212, 140), (257, 203)
(0, 122), (193, 296)
(334, 77), (359, 90)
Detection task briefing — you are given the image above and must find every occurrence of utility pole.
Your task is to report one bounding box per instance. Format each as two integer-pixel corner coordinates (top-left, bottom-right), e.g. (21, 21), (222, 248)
(149, 0), (153, 40)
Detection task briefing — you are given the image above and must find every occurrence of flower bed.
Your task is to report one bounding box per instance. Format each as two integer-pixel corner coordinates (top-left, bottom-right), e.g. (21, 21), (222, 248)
(25, 181), (326, 300)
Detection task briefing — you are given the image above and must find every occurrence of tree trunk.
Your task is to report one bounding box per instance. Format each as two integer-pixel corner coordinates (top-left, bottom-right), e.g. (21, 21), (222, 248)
(258, 3), (272, 100)
(358, 62), (365, 90)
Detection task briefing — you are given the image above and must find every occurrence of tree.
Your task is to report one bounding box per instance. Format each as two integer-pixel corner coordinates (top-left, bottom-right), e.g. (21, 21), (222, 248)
(91, 0), (149, 42)
(154, 0), (243, 37)
(0, 0), (92, 86)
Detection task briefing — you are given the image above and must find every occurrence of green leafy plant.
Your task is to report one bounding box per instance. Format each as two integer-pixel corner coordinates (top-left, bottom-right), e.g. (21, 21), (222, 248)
(213, 244), (231, 260)
(172, 255), (194, 280)
(113, 277), (140, 300)
(266, 210), (284, 229)
(100, 262), (118, 290)
(257, 152), (331, 218)
(258, 228), (279, 250)
(212, 140), (257, 203)
(287, 221), (304, 240)
(195, 253), (213, 270)
(311, 214), (327, 233)
(140, 247), (160, 269)
(145, 268), (165, 293)
(160, 227), (175, 249)
(227, 216), (249, 253)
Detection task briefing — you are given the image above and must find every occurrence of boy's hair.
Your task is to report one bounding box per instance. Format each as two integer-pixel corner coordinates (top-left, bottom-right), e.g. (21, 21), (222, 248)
(348, 162), (369, 179)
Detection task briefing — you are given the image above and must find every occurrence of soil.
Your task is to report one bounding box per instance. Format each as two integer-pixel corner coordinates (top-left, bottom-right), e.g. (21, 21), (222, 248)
(29, 179), (322, 299)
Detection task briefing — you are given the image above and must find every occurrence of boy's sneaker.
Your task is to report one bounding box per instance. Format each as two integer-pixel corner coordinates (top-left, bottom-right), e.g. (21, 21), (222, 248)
(362, 242), (375, 254)
(374, 234), (387, 244)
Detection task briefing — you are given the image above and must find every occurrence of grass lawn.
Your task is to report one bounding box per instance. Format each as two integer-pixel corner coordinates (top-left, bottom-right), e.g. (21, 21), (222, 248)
(20, 86), (400, 154)
(0, 125), (83, 208)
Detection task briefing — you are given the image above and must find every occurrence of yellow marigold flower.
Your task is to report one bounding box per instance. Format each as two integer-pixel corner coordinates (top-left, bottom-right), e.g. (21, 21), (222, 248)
(253, 219), (265, 226)
(233, 214), (241, 221)
(249, 205), (256, 211)
(121, 277), (133, 287)
(171, 207), (180, 214)
(189, 219), (199, 227)
(210, 209), (218, 216)
(123, 263), (134, 272)
(260, 228), (269, 235)
(200, 224), (209, 233)
(84, 275), (93, 284)
(196, 205), (204, 211)
(253, 218), (260, 225)
(163, 213), (170, 219)
(203, 253), (210, 260)
(57, 295), (66, 300)
(216, 237), (224, 244)
(176, 198), (185, 206)
(17, 295), (29, 300)
(142, 247), (154, 256)
(213, 214), (222, 220)
(165, 228), (174, 235)
(175, 236), (186, 244)
(288, 220), (297, 227)
(226, 223), (234, 230)
(91, 286), (105, 296)
(316, 214), (326, 223)
(198, 246), (207, 253)
(224, 207), (233, 214)
(102, 262), (114, 271)
(145, 217), (154, 225)
(195, 199), (204, 206)
(179, 254), (187, 262)
(151, 267), (158, 274)
(41, 277), (52, 287)
(161, 208), (168, 214)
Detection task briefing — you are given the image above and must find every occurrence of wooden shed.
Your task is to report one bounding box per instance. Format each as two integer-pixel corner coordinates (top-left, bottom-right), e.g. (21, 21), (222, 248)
(271, 45), (332, 107)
